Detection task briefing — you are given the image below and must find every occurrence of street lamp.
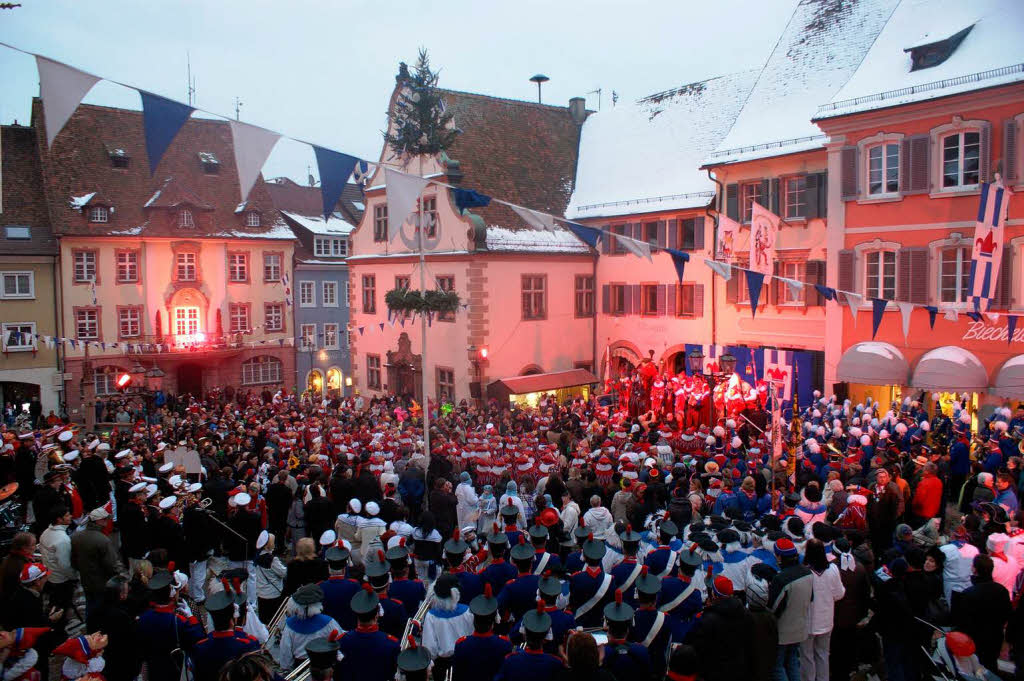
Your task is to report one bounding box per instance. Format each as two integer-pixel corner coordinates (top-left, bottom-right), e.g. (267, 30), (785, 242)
(686, 348), (705, 375)
(719, 352), (737, 377)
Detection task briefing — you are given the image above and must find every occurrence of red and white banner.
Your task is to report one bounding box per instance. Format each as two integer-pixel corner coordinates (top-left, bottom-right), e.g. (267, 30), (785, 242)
(749, 202), (779, 277)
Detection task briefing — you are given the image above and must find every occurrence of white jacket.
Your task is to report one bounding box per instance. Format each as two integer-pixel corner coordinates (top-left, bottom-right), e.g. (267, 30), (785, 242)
(252, 551), (287, 599)
(582, 506), (614, 540)
(805, 564), (845, 635)
(39, 524), (76, 584)
(455, 482), (479, 528)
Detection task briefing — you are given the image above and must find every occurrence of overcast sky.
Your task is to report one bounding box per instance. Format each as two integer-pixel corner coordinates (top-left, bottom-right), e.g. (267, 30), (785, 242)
(0, 0), (798, 183)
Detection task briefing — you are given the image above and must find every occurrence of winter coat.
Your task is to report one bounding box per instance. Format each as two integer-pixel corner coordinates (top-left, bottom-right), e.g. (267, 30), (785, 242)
(769, 563), (813, 645)
(805, 564), (845, 635)
(582, 506), (614, 540)
(951, 577), (1012, 668)
(833, 558), (870, 630)
(610, 490), (633, 523)
(748, 605), (779, 681)
(70, 520), (122, 595)
(685, 596), (755, 681)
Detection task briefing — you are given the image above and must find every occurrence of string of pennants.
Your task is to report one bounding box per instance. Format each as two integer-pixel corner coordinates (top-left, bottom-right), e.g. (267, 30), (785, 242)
(4, 43), (1017, 346)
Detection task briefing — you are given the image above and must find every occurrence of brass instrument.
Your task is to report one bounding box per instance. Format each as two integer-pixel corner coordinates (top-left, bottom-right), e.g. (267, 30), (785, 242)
(200, 498), (213, 509)
(261, 597), (291, 652)
(284, 660), (310, 681)
(400, 586), (435, 650)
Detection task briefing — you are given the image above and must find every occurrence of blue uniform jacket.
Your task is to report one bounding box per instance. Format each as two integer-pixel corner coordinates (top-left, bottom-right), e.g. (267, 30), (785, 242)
(451, 568), (483, 604)
(320, 575), (362, 631)
(568, 567), (613, 628)
(334, 625), (400, 681)
(601, 640), (653, 680)
(497, 573), (540, 620)
(631, 608), (672, 676)
(387, 577), (426, 619)
(509, 607), (575, 653)
(531, 550), (561, 574)
(190, 629), (259, 681)
(496, 648), (566, 681)
(481, 559), (518, 596)
(453, 631), (513, 681)
(609, 557), (643, 605)
(137, 604), (206, 681)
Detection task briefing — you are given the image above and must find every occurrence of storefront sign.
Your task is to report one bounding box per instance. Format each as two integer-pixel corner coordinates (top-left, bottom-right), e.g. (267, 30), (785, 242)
(962, 321), (1024, 344)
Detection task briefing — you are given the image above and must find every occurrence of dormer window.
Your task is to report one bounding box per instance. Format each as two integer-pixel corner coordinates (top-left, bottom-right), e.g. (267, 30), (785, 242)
(108, 147), (130, 169)
(198, 152), (220, 175)
(905, 25), (973, 72)
(89, 206), (109, 223)
(179, 209), (195, 228)
(246, 212), (261, 227)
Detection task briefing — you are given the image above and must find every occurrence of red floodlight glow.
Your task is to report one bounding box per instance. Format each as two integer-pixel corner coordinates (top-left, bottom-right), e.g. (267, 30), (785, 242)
(479, 347), (489, 359)
(116, 373), (132, 389)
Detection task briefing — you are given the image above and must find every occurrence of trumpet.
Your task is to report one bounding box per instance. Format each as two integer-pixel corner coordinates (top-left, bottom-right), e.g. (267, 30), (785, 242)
(401, 586), (435, 650)
(284, 660), (310, 681)
(261, 597), (291, 652)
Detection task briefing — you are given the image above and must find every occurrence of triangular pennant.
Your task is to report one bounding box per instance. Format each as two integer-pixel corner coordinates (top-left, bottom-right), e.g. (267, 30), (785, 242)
(384, 168), (431, 241)
(400, 319), (405, 328)
(139, 91), (195, 175)
(36, 56), (101, 148)
(378, 322), (385, 332)
(966, 311), (982, 322)
(896, 302), (915, 342)
(1009, 315), (1019, 345)
(925, 306), (938, 329)
(843, 292), (862, 326)
(705, 259), (732, 282)
(313, 146), (360, 220)
(510, 205), (558, 231)
(565, 222), (602, 249)
(745, 270), (765, 318)
(870, 298), (887, 339)
(783, 278), (804, 301)
(944, 307), (959, 322)
(616, 234), (653, 262)
(358, 327), (365, 336)
(230, 121), (281, 203)
(452, 188), (492, 213)
(813, 284), (836, 301)
(665, 248), (690, 284)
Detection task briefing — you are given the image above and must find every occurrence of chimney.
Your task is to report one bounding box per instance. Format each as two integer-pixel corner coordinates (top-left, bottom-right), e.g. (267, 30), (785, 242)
(569, 97), (587, 125)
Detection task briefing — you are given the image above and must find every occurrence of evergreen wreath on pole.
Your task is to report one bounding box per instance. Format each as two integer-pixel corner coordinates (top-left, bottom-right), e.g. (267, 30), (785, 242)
(383, 48), (459, 160)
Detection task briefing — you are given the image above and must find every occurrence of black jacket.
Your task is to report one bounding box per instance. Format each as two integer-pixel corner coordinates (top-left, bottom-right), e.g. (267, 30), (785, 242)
(951, 577), (1012, 668)
(283, 558), (328, 598)
(118, 500), (150, 560)
(88, 599), (142, 681)
(226, 509), (262, 561)
(685, 596), (756, 681)
(77, 455), (111, 512)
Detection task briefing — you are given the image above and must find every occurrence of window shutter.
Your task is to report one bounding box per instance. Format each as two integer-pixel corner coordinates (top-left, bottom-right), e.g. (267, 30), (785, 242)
(632, 223), (643, 242)
(761, 179), (771, 211)
(807, 260), (826, 306)
(602, 284), (610, 313)
(656, 284), (667, 316)
(657, 221), (667, 248)
(667, 283), (676, 317)
(805, 173), (820, 219)
(841, 147), (858, 200)
(631, 284), (642, 315)
(693, 216), (705, 250)
(622, 285), (632, 315)
(770, 261), (781, 305)
(602, 225), (611, 254)
(817, 172), (828, 217)
(726, 271), (739, 303)
(769, 178), (781, 215)
(994, 245), (1013, 310)
(902, 135), (931, 195)
(694, 284), (705, 318)
(668, 219), (678, 250)
(897, 247), (929, 304)
(725, 184), (739, 220)
(980, 121), (993, 183)
(838, 249), (855, 292)
(1004, 120), (1018, 185)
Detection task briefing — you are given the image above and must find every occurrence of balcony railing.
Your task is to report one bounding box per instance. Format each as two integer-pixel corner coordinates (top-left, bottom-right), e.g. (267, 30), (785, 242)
(105, 332), (276, 354)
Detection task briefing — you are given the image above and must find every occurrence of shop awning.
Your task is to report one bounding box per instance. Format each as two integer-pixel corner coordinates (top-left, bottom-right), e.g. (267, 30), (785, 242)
(490, 369), (599, 395)
(993, 355), (1024, 398)
(837, 342), (909, 385)
(910, 346), (988, 392)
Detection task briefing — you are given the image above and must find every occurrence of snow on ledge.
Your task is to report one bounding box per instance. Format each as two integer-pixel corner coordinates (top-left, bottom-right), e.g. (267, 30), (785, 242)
(485, 226), (589, 253)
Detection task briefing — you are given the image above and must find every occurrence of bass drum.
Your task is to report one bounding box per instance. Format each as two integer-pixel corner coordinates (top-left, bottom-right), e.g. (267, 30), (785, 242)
(0, 497), (30, 559)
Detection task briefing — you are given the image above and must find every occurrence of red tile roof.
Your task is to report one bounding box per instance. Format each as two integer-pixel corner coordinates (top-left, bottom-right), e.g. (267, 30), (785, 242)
(0, 125), (56, 256)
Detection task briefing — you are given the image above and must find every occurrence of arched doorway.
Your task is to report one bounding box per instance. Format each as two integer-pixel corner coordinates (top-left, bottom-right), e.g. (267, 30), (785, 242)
(326, 367), (342, 393)
(307, 369), (324, 395)
(386, 332), (422, 401)
(176, 363), (204, 397)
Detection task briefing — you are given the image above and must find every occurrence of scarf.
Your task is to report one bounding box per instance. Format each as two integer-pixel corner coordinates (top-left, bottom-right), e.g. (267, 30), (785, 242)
(837, 550), (855, 572)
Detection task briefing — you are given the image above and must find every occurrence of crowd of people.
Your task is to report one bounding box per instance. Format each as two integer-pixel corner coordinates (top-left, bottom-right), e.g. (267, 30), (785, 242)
(1, 362), (1024, 681)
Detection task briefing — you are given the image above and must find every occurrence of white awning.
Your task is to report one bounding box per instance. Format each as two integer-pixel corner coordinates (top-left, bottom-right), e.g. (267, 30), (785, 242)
(837, 342), (909, 385)
(993, 355), (1024, 398)
(910, 346), (988, 392)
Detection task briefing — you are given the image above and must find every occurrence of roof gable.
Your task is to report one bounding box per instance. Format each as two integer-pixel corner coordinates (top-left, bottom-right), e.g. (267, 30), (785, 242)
(0, 125), (56, 256)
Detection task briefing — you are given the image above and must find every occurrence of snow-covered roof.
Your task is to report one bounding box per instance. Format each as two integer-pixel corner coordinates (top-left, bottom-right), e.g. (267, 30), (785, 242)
(208, 221), (295, 240)
(566, 71), (758, 219)
(281, 210), (355, 236)
(816, 0), (1024, 119)
(485, 226), (589, 253)
(709, 0), (900, 165)
(69, 192), (96, 209)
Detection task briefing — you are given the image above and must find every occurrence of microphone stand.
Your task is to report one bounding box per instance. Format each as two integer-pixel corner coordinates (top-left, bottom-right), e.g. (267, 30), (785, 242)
(198, 506), (249, 560)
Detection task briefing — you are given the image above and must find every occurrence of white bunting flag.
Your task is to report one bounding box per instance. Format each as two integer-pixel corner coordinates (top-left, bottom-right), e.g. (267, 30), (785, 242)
(37, 56), (101, 148)
(896, 302), (914, 343)
(510, 205), (558, 231)
(230, 120), (281, 202)
(843, 291), (862, 326)
(749, 202), (779, 277)
(987, 312), (1001, 323)
(615, 233), (653, 262)
(783, 278), (804, 302)
(944, 307), (959, 322)
(705, 259), (732, 282)
(385, 168), (430, 241)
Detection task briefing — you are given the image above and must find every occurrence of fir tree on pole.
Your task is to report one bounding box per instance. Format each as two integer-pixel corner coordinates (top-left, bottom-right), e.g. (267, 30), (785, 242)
(384, 48), (458, 160)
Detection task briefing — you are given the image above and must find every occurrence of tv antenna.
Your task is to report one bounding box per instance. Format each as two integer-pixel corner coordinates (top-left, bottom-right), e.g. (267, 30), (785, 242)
(587, 88), (602, 111)
(186, 52), (197, 105)
(234, 97), (243, 121)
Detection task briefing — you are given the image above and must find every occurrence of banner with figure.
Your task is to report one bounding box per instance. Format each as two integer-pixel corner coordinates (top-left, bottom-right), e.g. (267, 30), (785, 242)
(968, 182), (1013, 313)
(762, 348), (793, 402)
(749, 202), (779, 277)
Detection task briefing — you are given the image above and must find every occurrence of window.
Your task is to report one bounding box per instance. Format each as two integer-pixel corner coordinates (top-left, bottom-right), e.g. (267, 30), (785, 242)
(116, 251), (138, 283)
(366, 354), (382, 389)
(610, 284), (626, 315)
(940, 246), (972, 303)
(4, 226), (30, 239)
(641, 284), (659, 315)
(422, 197), (437, 238)
(676, 283), (697, 317)
(395, 275), (410, 290)
(865, 250), (897, 299)
(345, 280), (351, 305)
(89, 206), (109, 223)
(95, 368), (128, 395)
(942, 131), (981, 188)
(362, 275), (376, 314)
(300, 324), (316, 350)
(241, 356), (282, 385)
(174, 307), (199, 336)
(611, 225), (629, 254)
(76, 308), (99, 339)
(780, 262), (806, 305)
(74, 251), (96, 283)
(264, 303), (284, 332)
(246, 212), (261, 227)
(314, 238), (348, 257)
(179, 210), (195, 228)
(111, 155), (129, 169)
(643, 222), (658, 248)
(229, 304), (251, 333)
(784, 176), (808, 218)
(263, 253), (281, 282)
(437, 275), (455, 322)
(437, 367), (454, 401)
(575, 275), (594, 317)
(1, 271), (33, 298)
(199, 152), (220, 174)
(521, 275), (546, 320)
(176, 252), (197, 281)
(741, 182), (763, 223)
(323, 281), (337, 307)
(299, 281), (315, 307)
(737, 270), (769, 305)
(2, 323), (35, 352)
(678, 218), (702, 250)
(373, 205), (388, 242)
(117, 308), (141, 338)
(868, 144), (900, 195)
(228, 253), (249, 282)
(908, 26), (973, 71)
(324, 323), (339, 349)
